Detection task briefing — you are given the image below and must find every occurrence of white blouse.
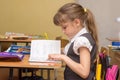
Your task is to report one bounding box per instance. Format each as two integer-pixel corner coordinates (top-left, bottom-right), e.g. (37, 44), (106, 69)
(64, 27), (92, 55)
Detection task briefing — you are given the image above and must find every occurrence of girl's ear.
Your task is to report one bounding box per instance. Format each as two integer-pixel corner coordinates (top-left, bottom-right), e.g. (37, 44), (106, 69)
(73, 19), (81, 26)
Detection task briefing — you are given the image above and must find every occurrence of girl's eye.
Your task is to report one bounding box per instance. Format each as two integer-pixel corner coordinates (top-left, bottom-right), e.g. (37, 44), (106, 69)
(63, 27), (67, 29)
(62, 25), (68, 29)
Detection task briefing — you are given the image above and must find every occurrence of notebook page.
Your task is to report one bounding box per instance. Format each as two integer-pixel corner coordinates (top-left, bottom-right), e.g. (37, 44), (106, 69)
(29, 40), (61, 62)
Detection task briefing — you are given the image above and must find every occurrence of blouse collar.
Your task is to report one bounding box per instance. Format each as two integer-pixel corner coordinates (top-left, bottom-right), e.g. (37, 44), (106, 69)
(70, 27), (88, 43)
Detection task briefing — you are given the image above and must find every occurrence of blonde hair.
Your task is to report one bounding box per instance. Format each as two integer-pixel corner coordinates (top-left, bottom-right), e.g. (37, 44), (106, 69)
(53, 3), (99, 50)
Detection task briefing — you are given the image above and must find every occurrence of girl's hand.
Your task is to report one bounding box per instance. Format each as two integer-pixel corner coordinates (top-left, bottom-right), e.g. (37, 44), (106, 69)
(48, 54), (64, 61)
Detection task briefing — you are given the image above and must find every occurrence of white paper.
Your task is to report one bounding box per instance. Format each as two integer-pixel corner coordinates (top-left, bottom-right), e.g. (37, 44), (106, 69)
(29, 40), (61, 62)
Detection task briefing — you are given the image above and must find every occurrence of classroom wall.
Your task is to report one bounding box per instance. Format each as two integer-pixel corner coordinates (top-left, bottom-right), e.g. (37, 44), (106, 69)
(0, 0), (74, 40)
(1, 0), (120, 46)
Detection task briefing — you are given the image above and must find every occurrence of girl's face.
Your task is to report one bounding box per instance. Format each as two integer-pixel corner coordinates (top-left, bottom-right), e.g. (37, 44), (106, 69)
(60, 19), (82, 39)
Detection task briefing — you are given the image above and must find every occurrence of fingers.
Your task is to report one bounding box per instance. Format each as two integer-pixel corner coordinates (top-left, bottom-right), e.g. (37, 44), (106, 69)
(48, 54), (61, 60)
(48, 54), (53, 60)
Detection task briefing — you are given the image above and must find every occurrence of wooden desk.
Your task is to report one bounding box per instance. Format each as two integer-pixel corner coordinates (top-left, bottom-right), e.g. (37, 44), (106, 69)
(0, 55), (62, 80)
(0, 39), (62, 80)
(0, 55), (61, 68)
(0, 39), (32, 52)
(0, 39), (31, 43)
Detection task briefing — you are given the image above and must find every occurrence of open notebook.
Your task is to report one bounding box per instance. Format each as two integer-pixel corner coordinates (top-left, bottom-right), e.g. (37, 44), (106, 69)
(29, 40), (61, 62)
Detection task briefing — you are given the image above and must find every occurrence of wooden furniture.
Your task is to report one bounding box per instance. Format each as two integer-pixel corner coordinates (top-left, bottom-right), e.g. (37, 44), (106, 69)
(0, 55), (61, 80)
(0, 39), (32, 52)
(108, 46), (120, 79)
(108, 46), (120, 67)
(0, 55), (61, 69)
(0, 39), (62, 80)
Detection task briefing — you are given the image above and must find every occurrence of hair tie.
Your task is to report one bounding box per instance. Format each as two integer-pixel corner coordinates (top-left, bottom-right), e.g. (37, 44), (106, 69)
(84, 8), (87, 12)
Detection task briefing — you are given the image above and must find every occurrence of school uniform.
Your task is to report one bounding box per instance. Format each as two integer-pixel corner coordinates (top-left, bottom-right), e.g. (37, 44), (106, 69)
(63, 28), (97, 80)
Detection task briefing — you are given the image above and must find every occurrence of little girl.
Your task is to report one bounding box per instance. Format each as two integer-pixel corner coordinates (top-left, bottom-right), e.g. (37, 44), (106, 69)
(49, 3), (99, 80)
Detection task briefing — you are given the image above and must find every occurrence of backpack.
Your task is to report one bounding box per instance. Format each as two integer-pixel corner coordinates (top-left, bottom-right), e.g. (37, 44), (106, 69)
(99, 53), (119, 80)
(105, 65), (119, 80)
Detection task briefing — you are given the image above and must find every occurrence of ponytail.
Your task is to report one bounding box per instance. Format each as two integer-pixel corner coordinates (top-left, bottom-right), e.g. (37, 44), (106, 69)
(85, 9), (99, 51)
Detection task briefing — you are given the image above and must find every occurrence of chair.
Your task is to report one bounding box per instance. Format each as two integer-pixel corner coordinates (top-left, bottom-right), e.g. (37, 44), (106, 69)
(96, 47), (119, 80)
(95, 47), (109, 80)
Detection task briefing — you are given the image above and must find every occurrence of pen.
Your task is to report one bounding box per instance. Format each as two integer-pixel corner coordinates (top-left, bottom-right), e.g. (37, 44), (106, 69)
(44, 32), (49, 40)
